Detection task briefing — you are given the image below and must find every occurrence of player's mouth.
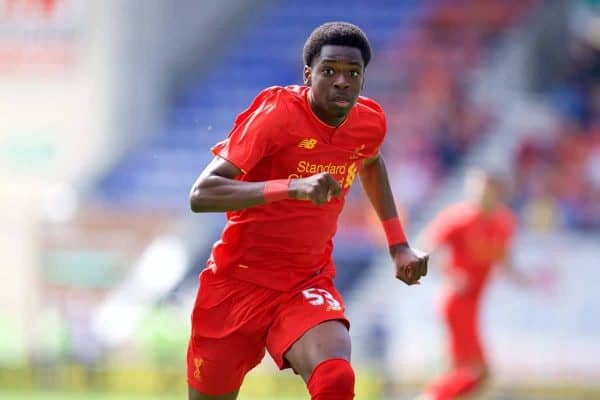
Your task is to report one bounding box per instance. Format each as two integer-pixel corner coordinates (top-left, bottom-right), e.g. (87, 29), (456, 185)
(330, 95), (353, 108)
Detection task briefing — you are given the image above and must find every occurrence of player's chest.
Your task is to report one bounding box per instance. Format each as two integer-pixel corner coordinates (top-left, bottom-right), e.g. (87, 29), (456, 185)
(274, 134), (370, 191)
(461, 222), (507, 263)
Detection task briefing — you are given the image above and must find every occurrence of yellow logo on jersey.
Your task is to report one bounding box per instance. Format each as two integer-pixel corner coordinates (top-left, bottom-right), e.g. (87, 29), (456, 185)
(344, 162), (357, 188)
(296, 160), (346, 175)
(298, 138), (318, 149)
(289, 160), (358, 190)
(193, 358), (204, 381)
(350, 144), (366, 160)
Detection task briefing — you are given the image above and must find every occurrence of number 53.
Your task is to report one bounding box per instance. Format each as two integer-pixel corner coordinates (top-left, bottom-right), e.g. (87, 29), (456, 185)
(302, 288), (341, 309)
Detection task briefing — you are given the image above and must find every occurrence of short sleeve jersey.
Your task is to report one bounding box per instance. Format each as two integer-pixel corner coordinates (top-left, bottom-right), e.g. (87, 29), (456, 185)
(424, 201), (517, 293)
(208, 85), (386, 290)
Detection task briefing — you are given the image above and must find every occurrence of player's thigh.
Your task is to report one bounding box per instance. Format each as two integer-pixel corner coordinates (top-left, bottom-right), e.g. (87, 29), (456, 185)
(444, 298), (477, 339)
(266, 278), (350, 382)
(187, 334), (265, 396)
(284, 319), (351, 381)
(188, 270), (278, 394)
(188, 386), (239, 400)
(445, 303), (486, 368)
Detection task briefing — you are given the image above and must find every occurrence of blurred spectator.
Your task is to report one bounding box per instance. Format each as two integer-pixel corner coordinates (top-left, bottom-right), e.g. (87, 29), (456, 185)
(513, 1), (600, 232)
(375, 0), (532, 217)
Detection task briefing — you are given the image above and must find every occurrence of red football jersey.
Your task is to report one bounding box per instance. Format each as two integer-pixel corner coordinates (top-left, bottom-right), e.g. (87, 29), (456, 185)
(207, 85), (386, 290)
(424, 201), (516, 295)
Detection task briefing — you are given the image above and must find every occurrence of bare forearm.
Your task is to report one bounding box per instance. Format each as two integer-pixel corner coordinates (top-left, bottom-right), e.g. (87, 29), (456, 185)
(359, 156), (428, 282)
(189, 175), (268, 212)
(359, 156), (399, 221)
(189, 169), (340, 212)
(501, 256), (529, 286)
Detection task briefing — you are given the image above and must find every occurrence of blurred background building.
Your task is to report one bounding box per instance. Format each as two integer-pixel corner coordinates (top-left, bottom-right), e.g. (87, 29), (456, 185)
(1, 0), (599, 399)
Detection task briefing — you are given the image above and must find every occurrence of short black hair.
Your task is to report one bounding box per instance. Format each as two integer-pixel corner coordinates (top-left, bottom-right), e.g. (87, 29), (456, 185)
(303, 22), (371, 67)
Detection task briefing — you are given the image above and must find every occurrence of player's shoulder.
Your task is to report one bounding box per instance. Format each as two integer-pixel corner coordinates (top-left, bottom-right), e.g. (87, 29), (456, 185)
(356, 96), (385, 119)
(250, 85), (308, 118)
(255, 85), (306, 105)
(445, 201), (477, 217)
(439, 201), (479, 225)
(355, 95), (386, 130)
(242, 86), (305, 125)
(356, 95), (385, 114)
(252, 85), (290, 105)
(496, 205), (518, 230)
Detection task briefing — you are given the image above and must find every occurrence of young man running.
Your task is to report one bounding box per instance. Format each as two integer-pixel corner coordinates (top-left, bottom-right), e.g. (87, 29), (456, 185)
(187, 22), (429, 400)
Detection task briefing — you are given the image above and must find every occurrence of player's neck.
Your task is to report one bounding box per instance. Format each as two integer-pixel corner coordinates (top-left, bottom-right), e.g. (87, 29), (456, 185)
(479, 200), (499, 214)
(308, 90), (348, 127)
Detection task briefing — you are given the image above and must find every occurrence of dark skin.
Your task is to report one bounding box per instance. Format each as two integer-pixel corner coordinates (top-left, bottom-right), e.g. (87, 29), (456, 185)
(188, 44), (428, 400)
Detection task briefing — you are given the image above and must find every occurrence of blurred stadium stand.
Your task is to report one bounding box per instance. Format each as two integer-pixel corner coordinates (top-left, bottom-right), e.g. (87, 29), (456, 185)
(512, 0), (600, 232)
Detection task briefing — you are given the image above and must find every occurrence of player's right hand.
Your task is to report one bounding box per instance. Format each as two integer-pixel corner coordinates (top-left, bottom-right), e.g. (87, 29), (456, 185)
(289, 173), (342, 205)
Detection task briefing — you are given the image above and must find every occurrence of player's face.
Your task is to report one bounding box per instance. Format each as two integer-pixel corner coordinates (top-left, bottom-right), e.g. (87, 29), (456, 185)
(466, 170), (505, 210)
(304, 45), (364, 125)
(482, 180), (502, 207)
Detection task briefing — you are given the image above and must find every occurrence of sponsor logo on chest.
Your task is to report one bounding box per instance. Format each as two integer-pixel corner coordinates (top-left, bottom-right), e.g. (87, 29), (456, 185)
(291, 138), (365, 189)
(289, 160), (358, 189)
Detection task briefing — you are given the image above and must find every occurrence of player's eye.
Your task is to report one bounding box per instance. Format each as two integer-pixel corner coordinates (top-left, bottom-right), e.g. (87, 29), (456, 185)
(322, 67), (335, 76)
(349, 70), (361, 78)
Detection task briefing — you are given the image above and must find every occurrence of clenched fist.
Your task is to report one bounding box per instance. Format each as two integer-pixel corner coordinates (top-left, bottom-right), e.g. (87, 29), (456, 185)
(289, 173), (342, 205)
(390, 243), (429, 285)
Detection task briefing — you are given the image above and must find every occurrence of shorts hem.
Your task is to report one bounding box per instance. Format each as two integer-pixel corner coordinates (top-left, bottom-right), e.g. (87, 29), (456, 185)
(275, 317), (350, 370)
(187, 376), (241, 397)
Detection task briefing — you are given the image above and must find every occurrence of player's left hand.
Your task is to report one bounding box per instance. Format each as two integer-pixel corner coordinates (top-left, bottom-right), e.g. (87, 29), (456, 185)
(390, 244), (429, 285)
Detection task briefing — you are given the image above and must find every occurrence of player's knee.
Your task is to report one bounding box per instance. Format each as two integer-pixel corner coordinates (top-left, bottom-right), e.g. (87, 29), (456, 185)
(307, 358), (355, 400)
(464, 364), (488, 392)
(476, 366), (489, 385)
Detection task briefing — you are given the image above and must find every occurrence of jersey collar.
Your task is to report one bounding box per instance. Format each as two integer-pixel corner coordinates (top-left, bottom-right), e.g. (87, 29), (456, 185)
(305, 87), (353, 132)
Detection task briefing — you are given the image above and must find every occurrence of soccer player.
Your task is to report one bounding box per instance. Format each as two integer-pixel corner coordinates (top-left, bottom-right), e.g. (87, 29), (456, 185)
(416, 168), (531, 400)
(186, 22), (429, 400)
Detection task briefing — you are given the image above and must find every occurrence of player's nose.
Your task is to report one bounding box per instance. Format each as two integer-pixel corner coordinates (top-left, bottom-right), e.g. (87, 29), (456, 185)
(333, 75), (350, 90)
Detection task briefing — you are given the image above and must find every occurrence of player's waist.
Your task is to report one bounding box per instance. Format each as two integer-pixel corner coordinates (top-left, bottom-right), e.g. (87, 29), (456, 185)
(213, 242), (331, 267)
(222, 227), (336, 251)
(226, 206), (341, 233)
(208, 256), (335, 291)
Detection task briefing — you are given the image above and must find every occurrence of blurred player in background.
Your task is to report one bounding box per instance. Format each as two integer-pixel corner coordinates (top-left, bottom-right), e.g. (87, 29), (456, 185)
(186, 22), (428, 400)
(416, 168), (533, 400)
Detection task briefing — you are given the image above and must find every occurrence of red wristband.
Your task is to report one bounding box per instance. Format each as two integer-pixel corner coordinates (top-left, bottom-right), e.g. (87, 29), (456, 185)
(382, 217), (407, 246)
(263, 179), (290, 203)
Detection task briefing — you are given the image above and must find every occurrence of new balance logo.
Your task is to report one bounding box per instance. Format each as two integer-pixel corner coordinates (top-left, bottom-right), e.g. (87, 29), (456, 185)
(298, 138), (318, 149)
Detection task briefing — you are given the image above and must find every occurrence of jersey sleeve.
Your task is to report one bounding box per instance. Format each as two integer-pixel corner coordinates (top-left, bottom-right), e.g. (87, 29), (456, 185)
(360, 97), (387, 158)
(371, 110), (387, 157)
(500, 207), (518, 247)
(423, 203), (469, 248)
(211, 87), (288, 173)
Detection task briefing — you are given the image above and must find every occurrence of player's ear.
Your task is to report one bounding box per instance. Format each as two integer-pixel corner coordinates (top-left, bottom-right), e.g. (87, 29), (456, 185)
(303, 65), (312, 86)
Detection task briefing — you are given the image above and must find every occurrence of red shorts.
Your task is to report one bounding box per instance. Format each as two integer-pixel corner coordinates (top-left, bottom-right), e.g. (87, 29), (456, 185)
(186, 269), (349, 396)
(441, 293), (485, 365)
